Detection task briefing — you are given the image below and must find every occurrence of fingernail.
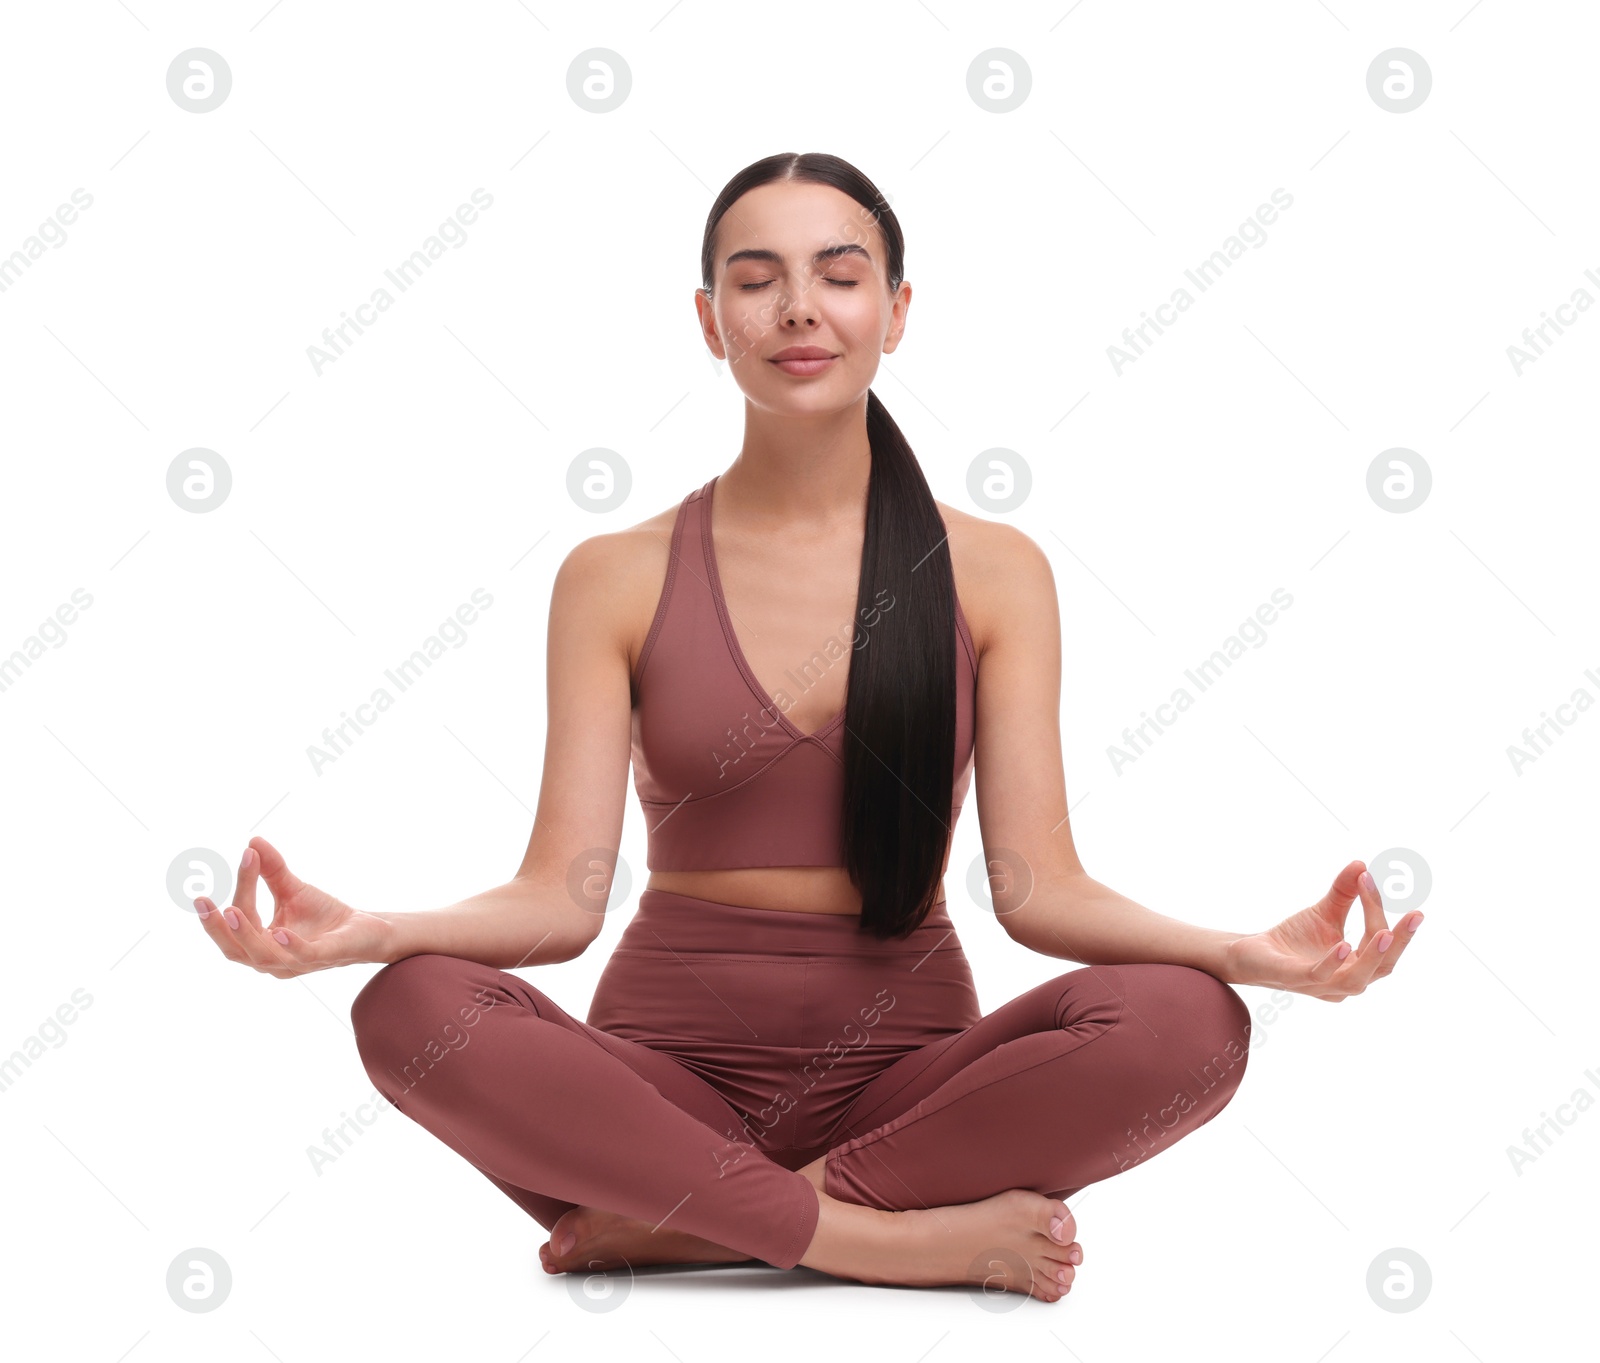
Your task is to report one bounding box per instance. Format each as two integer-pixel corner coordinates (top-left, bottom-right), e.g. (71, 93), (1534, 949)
(1336, 942), (1351, 960)
(273, 929), (290, 945)
(196, 902), (211, 919)
(1359, 871), (1375, 895)
(242, 848), (254, 869)
(1069, 1246), (1082, 1264)
(224, 908), (240, 930)
(559, 1232), (575, 1254)
(1057, 1267), (1068, 1283)
(1406, 914), (1422, 932)
(1377, 931), (1393, 953)
(1049, 1217), (1067, 1243)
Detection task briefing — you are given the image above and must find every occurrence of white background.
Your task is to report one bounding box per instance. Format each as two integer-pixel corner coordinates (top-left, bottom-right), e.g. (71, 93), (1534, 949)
(1, 1), (1594, 1359)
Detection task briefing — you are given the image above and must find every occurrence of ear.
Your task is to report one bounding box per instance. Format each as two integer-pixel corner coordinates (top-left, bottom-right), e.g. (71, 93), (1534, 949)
(882, 280), (912, 356)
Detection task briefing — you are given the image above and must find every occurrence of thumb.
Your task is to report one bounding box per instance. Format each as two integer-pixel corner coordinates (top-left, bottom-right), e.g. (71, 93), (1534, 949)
(1318, 860), (1362, 927)
(248, 836), (306, 906)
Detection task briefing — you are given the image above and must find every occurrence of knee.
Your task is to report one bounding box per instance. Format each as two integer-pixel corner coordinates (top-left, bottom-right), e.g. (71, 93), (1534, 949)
(1115, 963), (1252, 1099)
(349, 953), (482, 1067)
(1167, 965), (1252, 1100)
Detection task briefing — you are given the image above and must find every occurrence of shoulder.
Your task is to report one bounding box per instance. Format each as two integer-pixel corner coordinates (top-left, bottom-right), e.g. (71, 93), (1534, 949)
(552, 495), (687, 671)
(934, 499), (1056, 663)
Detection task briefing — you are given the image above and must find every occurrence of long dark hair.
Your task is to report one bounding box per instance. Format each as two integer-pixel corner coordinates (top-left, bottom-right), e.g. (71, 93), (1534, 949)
(699, 153), (959, 941)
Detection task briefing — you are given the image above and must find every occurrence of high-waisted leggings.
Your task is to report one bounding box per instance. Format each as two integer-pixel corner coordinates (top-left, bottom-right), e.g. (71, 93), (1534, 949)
(349, 888), (1253, 1271)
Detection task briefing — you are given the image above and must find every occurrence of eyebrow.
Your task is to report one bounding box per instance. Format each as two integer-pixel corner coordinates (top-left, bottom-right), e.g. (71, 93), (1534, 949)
(722, 243), (874, 271)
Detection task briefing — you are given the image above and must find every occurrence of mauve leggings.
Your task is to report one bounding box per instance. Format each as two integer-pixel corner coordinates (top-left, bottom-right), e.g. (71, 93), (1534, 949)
(350, 889), (1252, 1271)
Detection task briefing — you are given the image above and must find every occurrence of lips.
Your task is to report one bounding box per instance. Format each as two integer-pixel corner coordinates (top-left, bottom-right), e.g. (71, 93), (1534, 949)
(769, 347), (837, 361)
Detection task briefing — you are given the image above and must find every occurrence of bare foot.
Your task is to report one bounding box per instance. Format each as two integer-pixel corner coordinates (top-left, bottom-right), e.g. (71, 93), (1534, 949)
(540, 1161), (831, 1274)
(539, 1204), (757, 1274)
(801, 1187), (1084, 1303)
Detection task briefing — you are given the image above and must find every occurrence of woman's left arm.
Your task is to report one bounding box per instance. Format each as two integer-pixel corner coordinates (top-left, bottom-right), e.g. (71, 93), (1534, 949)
(959, 521), (1423, 999)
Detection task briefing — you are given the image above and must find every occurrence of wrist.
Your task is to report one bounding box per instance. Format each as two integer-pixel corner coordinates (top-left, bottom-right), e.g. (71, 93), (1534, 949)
(1213, 929), (1253, 986)
(370, 909), (411, 965)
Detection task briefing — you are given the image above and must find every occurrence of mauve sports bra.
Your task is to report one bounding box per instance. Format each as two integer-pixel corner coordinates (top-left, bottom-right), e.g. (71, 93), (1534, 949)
(629, 474), (979, 871)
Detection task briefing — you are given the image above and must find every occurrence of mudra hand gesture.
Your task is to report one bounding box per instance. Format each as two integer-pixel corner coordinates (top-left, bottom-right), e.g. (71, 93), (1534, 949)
(193, 837), (391, 977)
(1223, 861), (1422, 1001)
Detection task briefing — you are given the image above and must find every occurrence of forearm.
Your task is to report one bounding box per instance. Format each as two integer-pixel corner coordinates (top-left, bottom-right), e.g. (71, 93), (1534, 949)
(374, 875), (598, 968)
(1001, 871), (1244, 980)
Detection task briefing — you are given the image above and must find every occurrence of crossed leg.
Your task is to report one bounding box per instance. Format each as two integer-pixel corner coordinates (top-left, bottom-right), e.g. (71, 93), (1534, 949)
(350, 954), (1251, 1276)
(349, 953), (822, 1270)
(812, 962), (1254, 1213)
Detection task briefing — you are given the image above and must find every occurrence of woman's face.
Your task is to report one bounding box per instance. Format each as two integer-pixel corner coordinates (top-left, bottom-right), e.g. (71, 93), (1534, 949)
(698, 180), (910, 415)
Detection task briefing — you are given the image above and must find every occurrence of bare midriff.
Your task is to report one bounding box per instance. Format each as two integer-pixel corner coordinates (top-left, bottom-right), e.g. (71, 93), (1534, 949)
(645, 839), (955, 916)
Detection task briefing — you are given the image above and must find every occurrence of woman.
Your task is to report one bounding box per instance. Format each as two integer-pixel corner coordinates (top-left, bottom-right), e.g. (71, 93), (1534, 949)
(194, 152), (1422, 1304)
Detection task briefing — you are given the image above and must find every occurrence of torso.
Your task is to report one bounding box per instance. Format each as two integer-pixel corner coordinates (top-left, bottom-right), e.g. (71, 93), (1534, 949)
(623, 484), (988, 916)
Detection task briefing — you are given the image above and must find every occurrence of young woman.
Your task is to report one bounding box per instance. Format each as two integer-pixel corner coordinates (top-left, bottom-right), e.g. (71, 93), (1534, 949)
(194, 152), (1423, 1304)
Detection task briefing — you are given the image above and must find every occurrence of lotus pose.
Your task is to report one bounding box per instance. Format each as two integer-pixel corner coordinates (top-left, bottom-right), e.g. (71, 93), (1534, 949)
(195, 152), (1422, 1303)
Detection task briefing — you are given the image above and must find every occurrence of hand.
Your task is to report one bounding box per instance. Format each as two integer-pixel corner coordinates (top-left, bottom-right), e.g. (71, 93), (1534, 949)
(193, 836), (393, 977)
(1222, 860), (1423, 1001)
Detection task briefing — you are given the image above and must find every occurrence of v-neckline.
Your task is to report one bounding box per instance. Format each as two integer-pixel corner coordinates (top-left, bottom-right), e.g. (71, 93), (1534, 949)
(701, 473), (848, 744)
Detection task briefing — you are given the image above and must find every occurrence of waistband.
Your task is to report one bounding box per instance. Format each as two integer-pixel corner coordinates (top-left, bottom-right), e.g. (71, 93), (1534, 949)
(618, 888), (963, 960)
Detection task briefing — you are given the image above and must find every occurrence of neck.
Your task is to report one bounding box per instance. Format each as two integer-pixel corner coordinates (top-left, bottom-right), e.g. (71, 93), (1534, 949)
(721, 396), (873, 528)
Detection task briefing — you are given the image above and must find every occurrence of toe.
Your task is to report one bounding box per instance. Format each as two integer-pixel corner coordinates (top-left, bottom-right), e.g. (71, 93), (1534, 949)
(1045, 1201), (1076, 1247)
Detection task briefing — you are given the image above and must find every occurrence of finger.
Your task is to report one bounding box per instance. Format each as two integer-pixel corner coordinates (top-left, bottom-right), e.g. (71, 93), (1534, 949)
(193, 895), (251, 965)
(1354, 868), (1390, 944)
(263, 923), (321, 976)
(1306, 938), (1353, 984)
(214, 889), (286, 971)
(1330, 920), (1395, 995)
(249, 836), (305, 916)
(1369, 909), (1425, 981)
(233, 845), (263, 928)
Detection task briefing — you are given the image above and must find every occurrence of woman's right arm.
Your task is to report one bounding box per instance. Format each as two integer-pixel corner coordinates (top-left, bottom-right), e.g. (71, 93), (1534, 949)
(376, 533), (642, 967)
(195, 533), (643, 976)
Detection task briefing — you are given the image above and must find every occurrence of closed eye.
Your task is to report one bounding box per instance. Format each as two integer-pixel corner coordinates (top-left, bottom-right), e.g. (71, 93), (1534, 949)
(739, 278), (860, 291)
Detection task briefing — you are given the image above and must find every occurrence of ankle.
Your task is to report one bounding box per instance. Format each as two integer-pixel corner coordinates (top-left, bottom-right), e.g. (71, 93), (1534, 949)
(796, 1189), (905, 1282)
